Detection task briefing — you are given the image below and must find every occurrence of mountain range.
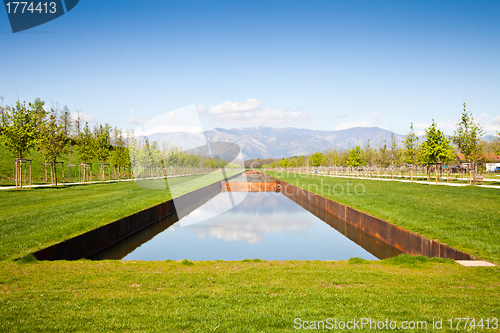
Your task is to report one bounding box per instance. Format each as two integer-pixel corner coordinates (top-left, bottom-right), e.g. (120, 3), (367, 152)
(147, 126), (407, 159)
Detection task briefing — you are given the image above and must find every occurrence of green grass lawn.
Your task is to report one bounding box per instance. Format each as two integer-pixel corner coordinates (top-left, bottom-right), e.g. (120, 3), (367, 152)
(0, 257), (499, 332)
(0, 170), (241, 261)
(263, 170), (500, 264)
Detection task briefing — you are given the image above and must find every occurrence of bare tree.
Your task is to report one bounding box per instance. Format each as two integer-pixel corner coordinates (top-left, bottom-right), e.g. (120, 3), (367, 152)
(73, 110), (83, 138)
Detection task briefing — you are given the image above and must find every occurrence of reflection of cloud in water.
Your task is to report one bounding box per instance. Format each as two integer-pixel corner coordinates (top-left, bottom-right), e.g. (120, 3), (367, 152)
(179, 192), (297, 227)
(180, 192), (313, 242)
(194, 215), (312, 243)
(179, 192), (248, 227)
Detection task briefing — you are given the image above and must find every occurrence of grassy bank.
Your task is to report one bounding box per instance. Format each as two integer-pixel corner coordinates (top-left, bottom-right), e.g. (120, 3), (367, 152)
(0, 170), (241, 260)
(0, 258), (498, 332)
(263, 170), (500, 264)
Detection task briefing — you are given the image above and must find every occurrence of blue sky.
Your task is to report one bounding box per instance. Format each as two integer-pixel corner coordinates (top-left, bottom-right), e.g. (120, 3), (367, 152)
(1, 0), (499, 136)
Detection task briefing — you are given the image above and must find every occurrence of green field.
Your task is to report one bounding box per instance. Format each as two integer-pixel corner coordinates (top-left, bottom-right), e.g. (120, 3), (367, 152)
(0, 257), (499, 332)
(263, 170), (500, 264)
(0, 170), (241, 261)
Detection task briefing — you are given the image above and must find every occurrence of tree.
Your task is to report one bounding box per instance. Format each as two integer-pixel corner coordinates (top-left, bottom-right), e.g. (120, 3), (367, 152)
(347, 145), (364, 167)
(402, 123), (419, 166)
(495, 132), (500, 156)
(389, 133), (400, 167)
(363, 139), (375, 166)
(0, 95), (6, 126)
(296, 155), (305, 167)
(109, 127), (128, 179)
(94, 124), (112, 180)
(59, 105), (72, 138)
(310, 152), (324, 167)
(0, 101), (40, 159)
(37, 112), (69, 185)
(419, 120), (455, 167)
(376, 137), (389, 167)
(73, 110), (83, 138)
(0, 99), (45, 187)
(452, 103), (485, 168)
(77, 122), (96, 163)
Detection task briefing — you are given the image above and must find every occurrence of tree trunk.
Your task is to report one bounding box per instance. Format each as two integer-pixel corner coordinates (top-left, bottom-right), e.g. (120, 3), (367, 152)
(54, 163), (58, 186)
(50, 163), (54, 185)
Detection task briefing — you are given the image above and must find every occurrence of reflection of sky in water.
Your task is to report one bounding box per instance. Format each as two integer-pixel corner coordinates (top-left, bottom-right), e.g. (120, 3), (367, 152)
(122, 192), (380, 261)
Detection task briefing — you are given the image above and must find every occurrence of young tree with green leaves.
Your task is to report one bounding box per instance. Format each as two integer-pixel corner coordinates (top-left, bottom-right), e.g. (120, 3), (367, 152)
(109, 127), (128, 180)
(419, 121), (455, 183)
(139, 140), (153, 178)
(37, 112), (69, 185)
(452, 103), (485, 170)
(347, 145), (364, 167)
(0, 100), (43, 187)
(94, 124), (112, 180)
(0, 101), (41, 160)
(402, 123), (419, 166)
(310, 152), (324, 167)
(76, 123), (96, 182)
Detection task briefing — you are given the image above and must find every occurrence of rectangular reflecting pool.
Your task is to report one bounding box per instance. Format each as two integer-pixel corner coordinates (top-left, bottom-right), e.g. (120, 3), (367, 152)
(90, 189), (402, 261)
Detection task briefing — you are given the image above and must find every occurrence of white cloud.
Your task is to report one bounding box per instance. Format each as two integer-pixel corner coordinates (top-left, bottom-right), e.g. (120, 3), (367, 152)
(71, 111), (95, 123)
(476, 113), (489, 121)
(437, 120), (455, 129)
(484, 116), (500, 131)
(414, 122), (430, 128)
(338, 112), (348, 118)
(334, 112), (381, 130)
(208, 98), (311, 124)
(128, 114), (146, 125)
(132, 106), (204, 140)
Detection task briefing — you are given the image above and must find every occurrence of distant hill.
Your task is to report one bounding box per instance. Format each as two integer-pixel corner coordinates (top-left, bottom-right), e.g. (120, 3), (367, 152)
(149, 126), (407, 159)
(147, 127), (500, 159)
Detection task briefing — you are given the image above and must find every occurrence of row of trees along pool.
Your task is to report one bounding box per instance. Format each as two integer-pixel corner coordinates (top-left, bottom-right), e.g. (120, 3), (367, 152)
(0, 98), (239, 188)
(263, 104), (500, 185)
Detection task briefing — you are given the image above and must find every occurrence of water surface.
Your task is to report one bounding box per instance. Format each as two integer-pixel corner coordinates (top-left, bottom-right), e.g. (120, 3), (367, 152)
(91, 191), (401, 261)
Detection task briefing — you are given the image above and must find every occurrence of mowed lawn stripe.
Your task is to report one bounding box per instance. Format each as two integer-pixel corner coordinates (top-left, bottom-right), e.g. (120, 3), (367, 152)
(0, 259), (499, 332)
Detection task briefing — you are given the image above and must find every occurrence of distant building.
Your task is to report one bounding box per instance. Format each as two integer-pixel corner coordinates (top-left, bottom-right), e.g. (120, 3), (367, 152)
(486, 163), (500, 172)
(456, 153), (500, 167)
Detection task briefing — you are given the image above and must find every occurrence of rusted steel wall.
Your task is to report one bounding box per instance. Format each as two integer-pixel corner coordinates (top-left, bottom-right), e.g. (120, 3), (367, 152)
(222, 181), (278, 192)
(271, 175), (473, 260)
(31, 173), (244, 260)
